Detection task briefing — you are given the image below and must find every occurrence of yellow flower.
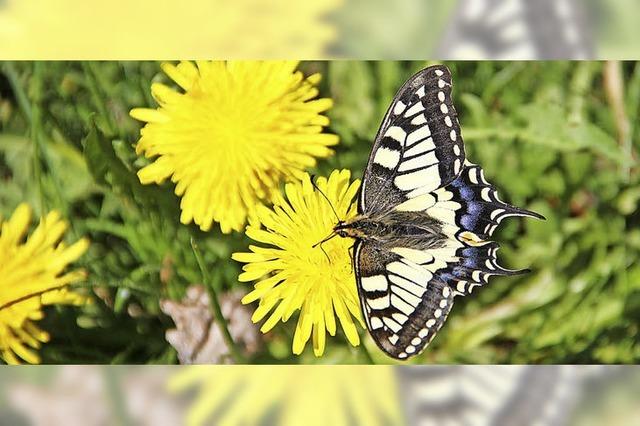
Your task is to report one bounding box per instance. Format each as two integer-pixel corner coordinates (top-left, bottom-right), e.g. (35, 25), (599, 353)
(131, 61), (338, 233)
(0, 204), (89, 364)
(169, 365), (402, 426)
(0, 0), (341, 58)
(233, 169), (363, 356)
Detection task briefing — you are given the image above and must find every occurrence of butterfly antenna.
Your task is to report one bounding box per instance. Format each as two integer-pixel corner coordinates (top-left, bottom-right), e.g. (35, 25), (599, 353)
(312, 232), (338, 261)
(310, 175), (342, 224)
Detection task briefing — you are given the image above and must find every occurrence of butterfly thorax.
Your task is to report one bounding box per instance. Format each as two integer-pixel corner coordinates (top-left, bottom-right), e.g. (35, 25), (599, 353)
(334, 211), (448, 251)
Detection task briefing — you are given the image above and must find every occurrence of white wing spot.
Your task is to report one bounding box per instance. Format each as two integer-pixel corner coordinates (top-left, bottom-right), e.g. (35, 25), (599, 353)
(435, 69), (444, 77)
(370, 317), (383, 330)
(454, 158), (461, 175)
(481, 187), (492, 201)
(411, 114), (427, 125)
(398, 151), (438, 172)
(411, 337), (422, 346)
(485, 260), (496, 270)
(450, 130), (457, 141)
(442, 287), (451, 298)
(394, 167), (441, 191)
(394, 192), (436, 212)
(406, 125), (432, 146)
(387, 261), (430, 287)
(469, 168), (479, 184)
(384, 126), (406, 143)
(418, 328), (429, 338)
(490, 208), (505, 220)
(438, 79), (446, 88)
(406, 345), (416, 354)
(388, 334), (399, 345)
(416, 86), (426, 98)
(383, 317), (402, 333)
(438, 91), (445, 102)
(404, 137), (435, 157)
(426, 319), (436, 328)
(398, 352), (408, 359)
(393, 100), (406, 115)
(404, 102), (425, 118)
(456, 281), (467, 293)
(434, 309), (442, 318)
(368, 296), (390, 310)
(392, 312), (409, 324)
(390, 293), (419, 316)
(453, 144), (461, 156)
(361, 275), (389, 292)
(445, 116), (453, 127)
(439, 299), (448, 308)
(389, 276), (427, 300)
(440, 104), (449, 114)
(373, 147), (401, 170)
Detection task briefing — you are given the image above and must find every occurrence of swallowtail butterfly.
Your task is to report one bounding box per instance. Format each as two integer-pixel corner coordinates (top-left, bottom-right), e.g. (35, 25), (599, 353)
(436, 0), (593, 59)
(398, 365), (592, 425)
(333, 65), (543, 360)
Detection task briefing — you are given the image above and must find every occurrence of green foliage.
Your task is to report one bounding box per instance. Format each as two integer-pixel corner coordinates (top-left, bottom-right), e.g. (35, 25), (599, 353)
(0, 61), (638, 364)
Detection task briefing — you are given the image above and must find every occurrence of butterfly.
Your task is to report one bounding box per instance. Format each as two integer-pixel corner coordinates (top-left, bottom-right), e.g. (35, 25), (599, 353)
(333, 65), (543, 360)
(435, 0), (593, 59)
(397, 365), (607, 425)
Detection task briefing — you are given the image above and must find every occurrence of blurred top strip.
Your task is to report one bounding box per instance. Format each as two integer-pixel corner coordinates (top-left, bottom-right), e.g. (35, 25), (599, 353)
(0, 0), (637, 59)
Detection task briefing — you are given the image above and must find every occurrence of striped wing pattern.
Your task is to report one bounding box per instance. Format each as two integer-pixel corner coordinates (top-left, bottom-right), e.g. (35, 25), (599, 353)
(356, 65), (542, 359)
(355, 241), (456, 359)
(398, 366), (582, 426)
(360, 65), (465, 215)
(435, 0), (593, 59)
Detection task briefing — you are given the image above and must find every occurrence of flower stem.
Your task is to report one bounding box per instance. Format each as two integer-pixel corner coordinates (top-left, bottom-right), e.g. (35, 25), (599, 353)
(190, 238), (246, 363)
(358, 333), (375, 364)
(102, 367), (133, 426)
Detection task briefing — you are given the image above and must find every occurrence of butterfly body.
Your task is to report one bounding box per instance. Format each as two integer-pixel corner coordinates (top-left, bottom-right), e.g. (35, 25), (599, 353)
(335, 212), (447, 252)
(340, 65), (543, 360)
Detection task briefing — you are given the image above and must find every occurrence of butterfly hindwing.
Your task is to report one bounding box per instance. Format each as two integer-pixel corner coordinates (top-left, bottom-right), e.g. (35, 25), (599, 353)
(446, 162), (544, 240)
(360, 65), (465, 215)
(355, 240), (455, 360)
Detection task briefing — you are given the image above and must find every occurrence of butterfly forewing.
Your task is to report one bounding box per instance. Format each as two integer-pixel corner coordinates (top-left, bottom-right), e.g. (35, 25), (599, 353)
(359, 65), (465, 215)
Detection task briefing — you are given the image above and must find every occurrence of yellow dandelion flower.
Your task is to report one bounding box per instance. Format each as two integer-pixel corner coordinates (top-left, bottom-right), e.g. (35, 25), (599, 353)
(232, 169), (363, 356)
(169, 365), (402, 426)
(131, 60), (338, 233)
(0, 203), (90, 364)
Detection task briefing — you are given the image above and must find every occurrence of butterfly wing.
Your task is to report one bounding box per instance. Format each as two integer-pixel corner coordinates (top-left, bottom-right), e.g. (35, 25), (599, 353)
(435, 0), (594, 59)
(396, 161), (544, 296)
(354, 240), (456, 359)
(359, 65), (465, 215)
(398, 366), (582, 426)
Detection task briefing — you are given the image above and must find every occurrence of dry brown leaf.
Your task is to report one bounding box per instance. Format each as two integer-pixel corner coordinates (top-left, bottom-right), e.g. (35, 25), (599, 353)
(6, 366), (184, 426)
(160, 285), (260, 364)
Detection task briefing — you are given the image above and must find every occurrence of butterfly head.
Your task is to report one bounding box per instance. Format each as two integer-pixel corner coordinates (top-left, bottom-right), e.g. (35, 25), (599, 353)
(333, 216), (370, 240)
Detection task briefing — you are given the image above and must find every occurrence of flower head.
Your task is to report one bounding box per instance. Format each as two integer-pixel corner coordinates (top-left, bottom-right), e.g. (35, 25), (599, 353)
(170, 365), (401, 426)
(131, 61), (338, 233)
(0, 204), (89, 364)
(233, 169), (363, 356)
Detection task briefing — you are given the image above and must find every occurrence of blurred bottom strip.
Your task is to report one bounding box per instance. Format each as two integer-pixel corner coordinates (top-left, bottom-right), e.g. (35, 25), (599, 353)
(0, 365), (636, 426)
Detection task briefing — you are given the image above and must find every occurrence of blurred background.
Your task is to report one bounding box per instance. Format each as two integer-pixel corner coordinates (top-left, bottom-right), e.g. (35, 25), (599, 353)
(0, 61), (638, 365)
(0, 365), (637, 425)
(1, 0), (640, 59)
